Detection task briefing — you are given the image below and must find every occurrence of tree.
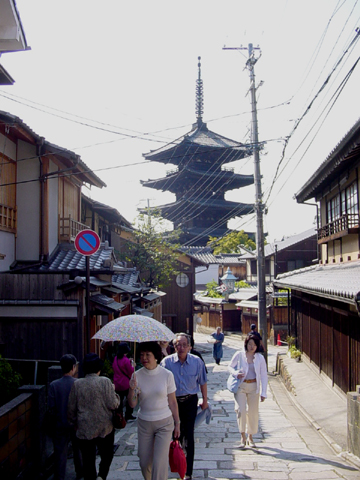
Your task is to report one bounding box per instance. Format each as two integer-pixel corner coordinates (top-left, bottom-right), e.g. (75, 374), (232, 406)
(208, 230), (256, 254)
(119, 212), (181, 289)
(205, 280), (223, 298)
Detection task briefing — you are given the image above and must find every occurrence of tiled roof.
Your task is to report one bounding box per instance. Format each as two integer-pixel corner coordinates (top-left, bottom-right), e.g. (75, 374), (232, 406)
(216, 254), (246, 265)
(296, 117), (360, 203)
(39, 243), (115, 272)
(181, 247), (218, 265)
(273, 260), (360, 305)
(240, 228), (317, 259)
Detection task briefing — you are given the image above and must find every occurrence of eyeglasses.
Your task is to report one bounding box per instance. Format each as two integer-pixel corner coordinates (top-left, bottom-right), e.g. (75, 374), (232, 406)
(176, 343), (189, 349)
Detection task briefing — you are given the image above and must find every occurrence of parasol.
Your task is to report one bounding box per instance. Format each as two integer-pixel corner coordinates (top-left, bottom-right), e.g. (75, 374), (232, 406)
(92, 314), (175, 343)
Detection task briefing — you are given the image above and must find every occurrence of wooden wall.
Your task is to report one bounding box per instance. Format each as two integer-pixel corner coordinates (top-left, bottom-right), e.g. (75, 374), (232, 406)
(292, 291), (360, 394)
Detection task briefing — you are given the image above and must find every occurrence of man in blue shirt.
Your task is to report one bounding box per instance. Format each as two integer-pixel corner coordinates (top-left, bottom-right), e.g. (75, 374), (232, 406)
(161, 333), (208, 480)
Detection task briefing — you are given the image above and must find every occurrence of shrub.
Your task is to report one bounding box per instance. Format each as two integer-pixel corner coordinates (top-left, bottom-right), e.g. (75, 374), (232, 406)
(0, 356), (22, 407)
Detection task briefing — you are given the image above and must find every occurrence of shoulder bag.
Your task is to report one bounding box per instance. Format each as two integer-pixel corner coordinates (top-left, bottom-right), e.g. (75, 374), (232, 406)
(226, 354), (241, 393)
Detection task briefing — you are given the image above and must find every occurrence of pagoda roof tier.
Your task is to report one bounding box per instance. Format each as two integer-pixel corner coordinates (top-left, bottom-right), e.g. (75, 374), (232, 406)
(139, 198), (253, 219)
(143, 122), (252, 166)
(141, 166), (254, 192)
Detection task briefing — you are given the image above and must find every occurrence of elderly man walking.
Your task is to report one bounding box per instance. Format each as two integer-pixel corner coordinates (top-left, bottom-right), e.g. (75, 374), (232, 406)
(161, 333), (208, 480)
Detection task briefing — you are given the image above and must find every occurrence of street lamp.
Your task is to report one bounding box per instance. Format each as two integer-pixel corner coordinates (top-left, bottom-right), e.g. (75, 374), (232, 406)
(220, 267), (237, 299)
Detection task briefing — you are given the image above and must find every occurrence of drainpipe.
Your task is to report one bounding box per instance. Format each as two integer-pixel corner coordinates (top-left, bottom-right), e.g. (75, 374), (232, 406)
(298, 201), (319, 262)
(37, 137), (46, 262)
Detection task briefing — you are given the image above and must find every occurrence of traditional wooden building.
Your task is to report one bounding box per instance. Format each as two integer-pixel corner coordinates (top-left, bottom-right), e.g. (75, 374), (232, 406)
(140, 58), (254, 246)
(274, 118), (360, 395)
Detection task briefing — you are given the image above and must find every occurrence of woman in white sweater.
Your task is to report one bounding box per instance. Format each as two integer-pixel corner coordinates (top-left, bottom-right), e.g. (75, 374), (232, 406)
(228, 335), (268, 449)
(128, 341), (180, 480)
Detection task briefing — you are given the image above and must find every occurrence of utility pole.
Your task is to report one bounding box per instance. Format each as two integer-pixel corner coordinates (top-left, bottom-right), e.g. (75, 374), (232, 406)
(224, 43), (267, 365)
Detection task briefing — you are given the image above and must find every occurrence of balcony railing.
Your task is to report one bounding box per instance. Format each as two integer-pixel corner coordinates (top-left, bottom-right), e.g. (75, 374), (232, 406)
(318, 213), (359, 243)
(58, 215), (88, 243)
(0, 204), (17, 233)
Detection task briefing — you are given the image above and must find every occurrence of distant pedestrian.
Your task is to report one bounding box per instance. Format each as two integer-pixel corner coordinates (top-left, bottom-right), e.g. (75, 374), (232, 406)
(249, 323), (265, 352)
(112, 342), (136, 421)
(67, 353), (120, 480)
(127, 341), (180, 480)
(211, 326), (224, 364)
(228, 335), (268, 449)
(161, 333), (208, 480)
(48, 354), (83, 480)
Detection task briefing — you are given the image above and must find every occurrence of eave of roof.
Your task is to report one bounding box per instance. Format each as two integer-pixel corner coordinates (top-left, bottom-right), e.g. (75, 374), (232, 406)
(0, 110), (106, 189)
(273, 260), (360, 306)
(296, 117), (360, 203)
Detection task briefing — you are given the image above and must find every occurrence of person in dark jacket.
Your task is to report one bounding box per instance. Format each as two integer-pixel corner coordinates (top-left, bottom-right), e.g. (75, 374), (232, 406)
(48, 354), (83, 480)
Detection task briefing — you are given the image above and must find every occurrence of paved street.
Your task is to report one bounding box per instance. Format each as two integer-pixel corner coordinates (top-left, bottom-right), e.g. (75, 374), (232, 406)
(64, 331), (360, 479)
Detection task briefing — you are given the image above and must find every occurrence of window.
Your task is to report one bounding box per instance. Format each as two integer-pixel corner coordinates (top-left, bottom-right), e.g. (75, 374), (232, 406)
(176, 273), (189, 288)
(327, 181), (358, 224)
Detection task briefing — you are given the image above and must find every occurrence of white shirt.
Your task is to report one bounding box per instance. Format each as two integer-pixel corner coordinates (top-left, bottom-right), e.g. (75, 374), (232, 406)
(135, 365), (176, 421)
(228, 350), (268, 398)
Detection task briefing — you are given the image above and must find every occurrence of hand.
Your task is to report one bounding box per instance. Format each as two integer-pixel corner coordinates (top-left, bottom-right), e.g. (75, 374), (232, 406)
(129, 372), (137, 390)
(200, 400), (208, 410)
(174, 423), (180, 439)
(237, 370), (245, 379)
(261, 396), (266, 402)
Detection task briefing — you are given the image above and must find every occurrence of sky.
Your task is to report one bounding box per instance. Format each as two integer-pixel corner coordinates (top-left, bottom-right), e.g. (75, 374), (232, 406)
(1, 0), (360, 244)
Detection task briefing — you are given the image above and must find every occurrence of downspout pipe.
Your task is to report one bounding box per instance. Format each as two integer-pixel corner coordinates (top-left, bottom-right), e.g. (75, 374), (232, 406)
(297, 200), (319, 262)
(37, 137), (46, 262)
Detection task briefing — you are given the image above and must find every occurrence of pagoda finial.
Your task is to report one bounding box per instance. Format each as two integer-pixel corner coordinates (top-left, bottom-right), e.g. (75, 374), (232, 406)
(195, 56), (204, 126)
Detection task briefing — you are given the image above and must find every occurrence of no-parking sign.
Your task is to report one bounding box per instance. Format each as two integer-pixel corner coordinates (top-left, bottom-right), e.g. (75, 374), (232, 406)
(75, 229), (101, 256)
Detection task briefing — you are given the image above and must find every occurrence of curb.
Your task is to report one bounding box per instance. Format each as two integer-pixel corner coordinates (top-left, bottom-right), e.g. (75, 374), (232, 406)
(275, 354), (360, 470)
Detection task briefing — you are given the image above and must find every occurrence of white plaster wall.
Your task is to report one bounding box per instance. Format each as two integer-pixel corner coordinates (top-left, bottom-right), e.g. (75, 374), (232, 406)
(0, 230), (15, 271)
(0, 132), (16, 160)
(48, 159), (58, 255)
(16, 141), (40, 260)
(195, 264), (219, 287)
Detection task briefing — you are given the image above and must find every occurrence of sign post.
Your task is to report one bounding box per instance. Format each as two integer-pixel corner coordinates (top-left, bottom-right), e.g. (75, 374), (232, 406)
(75, 230), (101, 353)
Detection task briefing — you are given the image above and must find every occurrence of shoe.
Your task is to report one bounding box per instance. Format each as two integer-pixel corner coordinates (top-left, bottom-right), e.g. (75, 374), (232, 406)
(183, 476), (192, 480)
(247, 439), (256, 448)
(239, 440), (246, 449)
(96, 477), (103, 480)
(125, 415), (136, 421)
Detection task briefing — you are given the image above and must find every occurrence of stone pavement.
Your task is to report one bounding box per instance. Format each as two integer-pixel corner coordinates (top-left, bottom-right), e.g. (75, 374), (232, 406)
(63, 331), (360, 479)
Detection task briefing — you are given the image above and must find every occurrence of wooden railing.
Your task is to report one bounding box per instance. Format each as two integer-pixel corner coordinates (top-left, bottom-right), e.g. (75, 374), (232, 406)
(58, 214), (88, 243)
(0, 203), (17, 233)
(318, 213), (359, 241)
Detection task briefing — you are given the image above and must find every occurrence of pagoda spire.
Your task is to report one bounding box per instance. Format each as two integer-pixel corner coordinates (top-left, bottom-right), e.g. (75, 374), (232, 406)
(195, 56), (204, 127)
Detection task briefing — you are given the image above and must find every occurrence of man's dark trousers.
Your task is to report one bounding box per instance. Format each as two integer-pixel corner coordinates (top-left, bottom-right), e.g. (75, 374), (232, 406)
(177, 394), (198, 477)
(78, 429), (115, 480)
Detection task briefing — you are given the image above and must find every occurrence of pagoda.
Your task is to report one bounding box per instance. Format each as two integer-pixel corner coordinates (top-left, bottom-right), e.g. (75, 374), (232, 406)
(140, 57), (254, 246)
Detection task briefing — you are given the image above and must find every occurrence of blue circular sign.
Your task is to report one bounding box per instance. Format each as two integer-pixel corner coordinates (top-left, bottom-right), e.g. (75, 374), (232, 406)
(75, 229), (101, 256)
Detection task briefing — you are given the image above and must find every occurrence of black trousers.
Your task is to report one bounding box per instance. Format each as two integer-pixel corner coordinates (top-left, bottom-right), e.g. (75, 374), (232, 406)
(177, 394), (198, 477)
(78, 429), (115, 480)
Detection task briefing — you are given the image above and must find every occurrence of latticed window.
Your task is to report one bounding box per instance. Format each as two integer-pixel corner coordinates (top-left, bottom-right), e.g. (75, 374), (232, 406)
(327, 181), (358, 223)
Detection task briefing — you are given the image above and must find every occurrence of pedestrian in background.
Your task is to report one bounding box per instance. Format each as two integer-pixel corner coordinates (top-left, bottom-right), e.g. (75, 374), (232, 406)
(127, 341), (180, 480)
(67, 353), (120, 480)
(211, 326), (224, 364)
(228, 335), (268, 449)
(112, 342), (135, 421)
(249, 323), (265, 352)
(161, 333), (208, 480)
(48, 354), (83, 480)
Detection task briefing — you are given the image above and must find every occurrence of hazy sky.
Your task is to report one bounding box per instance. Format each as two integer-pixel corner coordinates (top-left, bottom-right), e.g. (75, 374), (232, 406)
(1, 0), (360, 243)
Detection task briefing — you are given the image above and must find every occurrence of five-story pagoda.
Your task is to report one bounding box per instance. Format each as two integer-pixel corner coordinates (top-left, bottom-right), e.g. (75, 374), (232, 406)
(140, 57), (254, 246)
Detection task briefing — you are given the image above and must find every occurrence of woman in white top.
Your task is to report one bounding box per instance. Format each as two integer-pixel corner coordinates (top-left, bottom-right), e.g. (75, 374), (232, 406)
(228, 334), (268, 449)
(128, 341), (180, 480)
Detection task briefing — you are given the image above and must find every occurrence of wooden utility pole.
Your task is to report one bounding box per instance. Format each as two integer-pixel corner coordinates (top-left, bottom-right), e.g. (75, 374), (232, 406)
(224, 43), (267, 365)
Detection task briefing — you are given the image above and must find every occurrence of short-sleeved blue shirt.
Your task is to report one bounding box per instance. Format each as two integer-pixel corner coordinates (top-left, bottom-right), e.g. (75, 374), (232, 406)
(160, 353), (207, 397)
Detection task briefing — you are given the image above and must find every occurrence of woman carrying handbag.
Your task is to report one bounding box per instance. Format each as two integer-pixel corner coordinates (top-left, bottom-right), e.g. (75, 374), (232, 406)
(112, 342), (135, 421)
(228, 334), (268, 449)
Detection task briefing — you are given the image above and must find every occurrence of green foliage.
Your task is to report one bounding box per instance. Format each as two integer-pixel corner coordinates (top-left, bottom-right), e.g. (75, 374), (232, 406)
(286, 336), (296, 347)
(0, 356), (22, 407)
(208, 230), (256, 254)
(205, 280), (223, 298)
(119, 211), (181, 289)
(101, 359), (114, 381)
(289, 345), (301, 359)
(235, 280), (251, 288)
